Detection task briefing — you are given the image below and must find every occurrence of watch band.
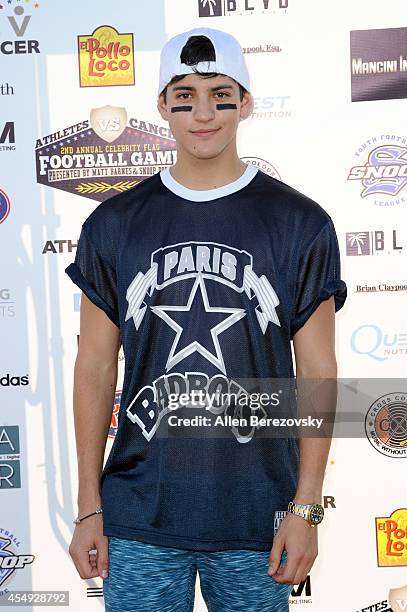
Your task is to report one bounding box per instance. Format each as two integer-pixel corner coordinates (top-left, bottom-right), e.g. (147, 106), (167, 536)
(287, 501), (324, 527)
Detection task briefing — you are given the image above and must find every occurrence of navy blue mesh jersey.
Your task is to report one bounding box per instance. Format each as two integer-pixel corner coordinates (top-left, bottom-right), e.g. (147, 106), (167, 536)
(65, 163), (347, 552)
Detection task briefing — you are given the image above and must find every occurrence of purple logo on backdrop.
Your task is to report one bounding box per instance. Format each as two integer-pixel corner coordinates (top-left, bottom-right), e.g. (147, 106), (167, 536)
(350, 27), (407, 102)
(0, 189), (10, 224)
(0, 533), (34, 591)
(346, 232), (371, 256)
(199, 0), (222, 17)
(348, 136), (407, 207)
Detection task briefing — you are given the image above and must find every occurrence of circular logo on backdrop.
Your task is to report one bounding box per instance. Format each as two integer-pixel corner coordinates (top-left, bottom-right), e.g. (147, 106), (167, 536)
(365, 392), (407, 458)
(241, 157), (281, 180)
(0, 189), (11, 224)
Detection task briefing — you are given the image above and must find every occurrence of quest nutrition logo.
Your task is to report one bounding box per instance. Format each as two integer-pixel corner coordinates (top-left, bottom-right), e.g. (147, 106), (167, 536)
(198, 0), (288, 17)
(78, 25), (134, 88)
(35, 106), (176, 201)
(350, 27), (407, 102)
(347, 135), (407, 207)
(0, 0), (40, 56)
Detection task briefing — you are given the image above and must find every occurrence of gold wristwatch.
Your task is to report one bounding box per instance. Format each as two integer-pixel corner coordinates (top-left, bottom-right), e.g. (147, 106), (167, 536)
(287, 501), (324, 527)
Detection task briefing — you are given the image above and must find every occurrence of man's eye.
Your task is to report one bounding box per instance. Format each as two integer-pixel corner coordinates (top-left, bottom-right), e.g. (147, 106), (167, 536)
(215, 92), (229, 98)
(176, 93), (191, 99)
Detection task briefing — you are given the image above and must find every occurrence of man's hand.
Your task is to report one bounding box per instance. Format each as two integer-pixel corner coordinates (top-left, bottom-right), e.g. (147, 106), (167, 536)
(267, 512), (318, 584)
(68, 515), (109, 580)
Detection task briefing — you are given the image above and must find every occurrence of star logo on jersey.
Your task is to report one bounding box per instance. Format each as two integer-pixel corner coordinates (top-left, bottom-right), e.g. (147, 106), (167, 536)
(150, 273), (246, 374)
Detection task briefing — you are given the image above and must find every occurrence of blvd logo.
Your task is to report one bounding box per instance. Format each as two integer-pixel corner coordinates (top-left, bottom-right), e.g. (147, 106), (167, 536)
(0, 0), (40, 56)
(346, 229), (404, 256)
(198, 0), (288, 17)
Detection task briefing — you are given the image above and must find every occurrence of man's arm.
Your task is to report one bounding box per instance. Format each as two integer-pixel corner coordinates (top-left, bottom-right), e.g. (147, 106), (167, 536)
(291, 294), (337, 505)
(69, 293), (120, 580)
(268, 295), (337, 584)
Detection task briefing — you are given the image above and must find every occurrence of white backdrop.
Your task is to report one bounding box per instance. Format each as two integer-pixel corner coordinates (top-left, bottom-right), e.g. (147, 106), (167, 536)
(1, 0), (406, 610)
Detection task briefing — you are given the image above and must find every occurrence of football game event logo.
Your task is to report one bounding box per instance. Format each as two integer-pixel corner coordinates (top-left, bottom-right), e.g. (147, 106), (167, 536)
(35, 106), (176, 202)
(376, 508), (407, 567)
(78, 26), (134, 87)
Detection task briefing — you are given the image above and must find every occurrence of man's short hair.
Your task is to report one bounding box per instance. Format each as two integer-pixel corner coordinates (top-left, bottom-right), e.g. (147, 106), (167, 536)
(161, 35), (247, 103)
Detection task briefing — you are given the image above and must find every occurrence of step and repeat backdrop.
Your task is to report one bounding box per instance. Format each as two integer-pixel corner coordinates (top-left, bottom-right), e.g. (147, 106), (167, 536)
(1, 0), (406, 610)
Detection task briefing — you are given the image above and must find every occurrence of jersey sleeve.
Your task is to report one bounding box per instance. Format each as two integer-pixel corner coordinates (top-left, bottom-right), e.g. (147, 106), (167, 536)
(290, 217), (347, 338)
(65, 214), (119, 328)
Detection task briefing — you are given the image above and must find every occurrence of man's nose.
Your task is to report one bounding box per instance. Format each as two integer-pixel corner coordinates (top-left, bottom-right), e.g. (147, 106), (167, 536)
(193, 96), (216, 121)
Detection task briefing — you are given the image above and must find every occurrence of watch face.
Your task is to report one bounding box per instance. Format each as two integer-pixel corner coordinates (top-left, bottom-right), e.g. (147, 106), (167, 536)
(309, 504), (324, 525)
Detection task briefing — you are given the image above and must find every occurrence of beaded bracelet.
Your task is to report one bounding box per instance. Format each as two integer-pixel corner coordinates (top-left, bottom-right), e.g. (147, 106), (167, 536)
(73, 507), (103, 524)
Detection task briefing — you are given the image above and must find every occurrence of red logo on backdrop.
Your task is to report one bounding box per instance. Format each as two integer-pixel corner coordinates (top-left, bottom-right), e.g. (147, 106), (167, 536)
(109, 390), (122, 438)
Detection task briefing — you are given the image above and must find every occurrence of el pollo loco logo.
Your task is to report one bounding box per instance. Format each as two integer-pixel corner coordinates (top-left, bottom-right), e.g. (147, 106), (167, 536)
(78, 25), (134, 87)
(376, 508), (407, 567)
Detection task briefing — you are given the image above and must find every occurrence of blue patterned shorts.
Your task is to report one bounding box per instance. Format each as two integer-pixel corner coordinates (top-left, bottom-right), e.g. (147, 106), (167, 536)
(103, 536), (291, 611)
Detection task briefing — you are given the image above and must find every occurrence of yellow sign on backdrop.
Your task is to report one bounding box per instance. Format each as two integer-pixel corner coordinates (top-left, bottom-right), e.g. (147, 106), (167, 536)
(78, 25), (135, 87)
(376, 508), (407, 567)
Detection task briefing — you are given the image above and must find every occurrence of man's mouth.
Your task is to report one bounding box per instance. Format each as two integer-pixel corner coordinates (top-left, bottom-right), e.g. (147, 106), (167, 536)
(191, 128), (221, 136)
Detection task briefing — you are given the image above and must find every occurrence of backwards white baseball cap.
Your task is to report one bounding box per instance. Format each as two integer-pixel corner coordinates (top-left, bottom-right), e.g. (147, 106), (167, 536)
(158, 27), (250, 97)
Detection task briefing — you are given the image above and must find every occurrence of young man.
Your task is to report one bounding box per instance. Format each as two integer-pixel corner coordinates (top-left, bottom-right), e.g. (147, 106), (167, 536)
(66, 27), (347, 612)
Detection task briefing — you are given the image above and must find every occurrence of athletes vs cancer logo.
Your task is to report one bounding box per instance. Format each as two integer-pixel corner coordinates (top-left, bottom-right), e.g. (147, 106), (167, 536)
(0, 0), (40, 56)
(35, 106), (176, 201)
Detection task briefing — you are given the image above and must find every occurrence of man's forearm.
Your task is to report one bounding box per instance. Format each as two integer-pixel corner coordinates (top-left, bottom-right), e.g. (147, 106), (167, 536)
(73, 357), (118, 513)
(293, 368), (338, 503)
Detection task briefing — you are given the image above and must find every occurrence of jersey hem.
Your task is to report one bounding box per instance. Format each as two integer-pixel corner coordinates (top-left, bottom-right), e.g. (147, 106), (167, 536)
(103, 522), (274, 552)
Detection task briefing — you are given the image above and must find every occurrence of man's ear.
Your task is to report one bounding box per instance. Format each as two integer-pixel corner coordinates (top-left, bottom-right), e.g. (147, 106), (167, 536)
(240, 91), (254, 121)
(157, 92), (169, 121)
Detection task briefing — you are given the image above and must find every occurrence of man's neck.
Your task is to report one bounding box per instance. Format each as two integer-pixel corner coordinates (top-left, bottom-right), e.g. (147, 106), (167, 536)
(169, 154), (247, 191)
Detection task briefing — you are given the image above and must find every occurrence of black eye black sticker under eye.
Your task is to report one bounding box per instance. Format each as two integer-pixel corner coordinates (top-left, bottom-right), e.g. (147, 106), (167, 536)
(216, 103), (238, 110)
(171, 106), (193, 112)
